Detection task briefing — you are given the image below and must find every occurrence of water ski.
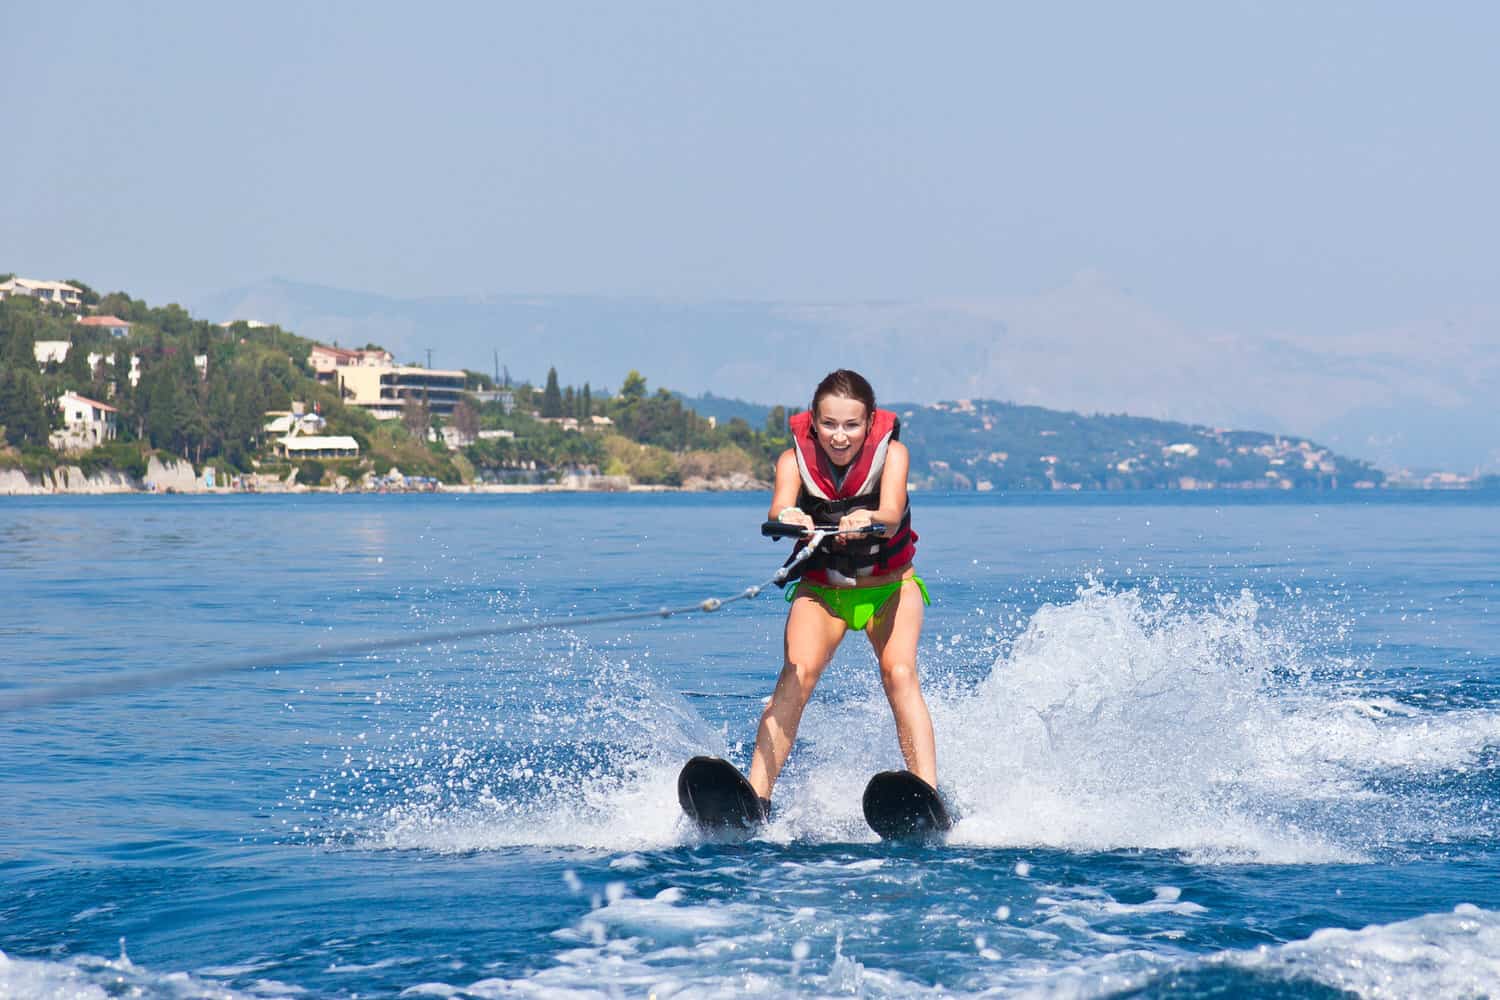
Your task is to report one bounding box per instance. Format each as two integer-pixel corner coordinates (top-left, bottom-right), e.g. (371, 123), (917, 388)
(862, 770), (952, 842)
(677, 756), (767, 832)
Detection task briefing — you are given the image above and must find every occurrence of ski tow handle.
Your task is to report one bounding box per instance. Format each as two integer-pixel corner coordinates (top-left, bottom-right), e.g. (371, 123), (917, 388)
(761, 520), (886, 587)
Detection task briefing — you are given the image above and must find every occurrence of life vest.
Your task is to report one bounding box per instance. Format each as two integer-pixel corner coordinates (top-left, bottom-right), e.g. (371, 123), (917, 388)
(782, 407), (917, 587)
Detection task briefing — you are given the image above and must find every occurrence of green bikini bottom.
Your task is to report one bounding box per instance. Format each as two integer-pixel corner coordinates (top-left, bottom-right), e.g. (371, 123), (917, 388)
(787, 576), (931, 631)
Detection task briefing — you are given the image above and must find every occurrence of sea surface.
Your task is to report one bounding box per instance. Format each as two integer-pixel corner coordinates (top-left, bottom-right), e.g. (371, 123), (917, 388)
(2, 492), (1498, 998)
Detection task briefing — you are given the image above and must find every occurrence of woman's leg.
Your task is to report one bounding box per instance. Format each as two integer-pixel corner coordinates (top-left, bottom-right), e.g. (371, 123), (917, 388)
(748, 594), (847, 799)
(867, 580), (937, 786)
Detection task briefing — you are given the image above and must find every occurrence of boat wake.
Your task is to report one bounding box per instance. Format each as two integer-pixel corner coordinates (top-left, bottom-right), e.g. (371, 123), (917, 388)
(12, 902), (1496, 999)
(294, 582), (1500, 864)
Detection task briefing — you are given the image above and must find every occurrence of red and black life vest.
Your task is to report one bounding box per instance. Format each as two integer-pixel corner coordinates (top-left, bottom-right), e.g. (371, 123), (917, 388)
(783, 407), (917, 587)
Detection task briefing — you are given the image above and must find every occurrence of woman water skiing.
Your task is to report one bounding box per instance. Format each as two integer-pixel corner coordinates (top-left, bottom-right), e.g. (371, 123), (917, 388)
(748, 369), (937, 812)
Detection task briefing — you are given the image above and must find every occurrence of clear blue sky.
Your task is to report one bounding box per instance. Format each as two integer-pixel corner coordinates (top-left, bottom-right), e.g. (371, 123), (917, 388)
(5, 0), (1496, 335)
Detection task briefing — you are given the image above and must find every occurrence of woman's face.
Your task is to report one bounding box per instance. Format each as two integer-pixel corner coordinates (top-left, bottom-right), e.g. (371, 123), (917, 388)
(813, 394), (870, 465)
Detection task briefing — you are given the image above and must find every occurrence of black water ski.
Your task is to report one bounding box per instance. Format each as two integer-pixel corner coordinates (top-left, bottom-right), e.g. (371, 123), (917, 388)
(862, 770), (952, 842)
(678, 756), (766, 832)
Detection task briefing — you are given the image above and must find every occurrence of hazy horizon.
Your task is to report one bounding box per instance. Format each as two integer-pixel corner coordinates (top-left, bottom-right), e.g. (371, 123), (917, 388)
(186, 273), (1494, 474)
(4, 2), (1496, 470)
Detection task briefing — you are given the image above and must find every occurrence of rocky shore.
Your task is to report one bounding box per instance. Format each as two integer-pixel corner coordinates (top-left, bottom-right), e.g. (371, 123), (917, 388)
(0, 457), (201, 495)
(0, 461), (770, 496)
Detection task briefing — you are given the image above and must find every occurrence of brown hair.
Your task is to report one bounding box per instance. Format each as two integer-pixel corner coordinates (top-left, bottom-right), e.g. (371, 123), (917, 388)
(810, 369), (876, 421)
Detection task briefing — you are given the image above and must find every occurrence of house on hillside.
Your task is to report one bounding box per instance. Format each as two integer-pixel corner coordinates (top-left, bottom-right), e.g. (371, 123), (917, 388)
(0, 278), (84, 309)
(77, 315), (132, 338)
(266, 405), (357, 460)
(335, 363), (466, 420)
(276, 435), (360, 459)
(264, 410), (328, 437)
(469, 388), (516, 414)
(438, 425), (475, 449)
(274, 428), (358, 458)
(34, 340), (72, 365)
(51, 391), (118, 452)
(309, 344), (395, 385)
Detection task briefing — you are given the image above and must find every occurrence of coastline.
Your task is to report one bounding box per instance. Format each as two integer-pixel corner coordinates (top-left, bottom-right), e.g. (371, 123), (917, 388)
(0, 462), (772, 497)
(3, 460), (1491, 499)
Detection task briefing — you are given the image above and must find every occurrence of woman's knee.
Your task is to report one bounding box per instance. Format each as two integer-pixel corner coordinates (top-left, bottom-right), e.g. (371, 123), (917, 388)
(880, 660), (920, 695)
(777, 659), (823, 699)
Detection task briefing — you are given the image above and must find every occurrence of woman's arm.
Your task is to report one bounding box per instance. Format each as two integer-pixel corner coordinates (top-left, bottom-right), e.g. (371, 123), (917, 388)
(769, 449), (813, 529)
(837, 441), (909, 537)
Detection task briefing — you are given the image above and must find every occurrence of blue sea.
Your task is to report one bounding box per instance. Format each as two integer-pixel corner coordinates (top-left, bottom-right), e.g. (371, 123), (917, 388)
(2, 492), (1498, 998)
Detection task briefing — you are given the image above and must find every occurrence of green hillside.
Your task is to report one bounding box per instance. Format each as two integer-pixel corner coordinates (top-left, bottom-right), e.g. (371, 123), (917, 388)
(0, 282), (785, 487)
(0, 278), (1386, 491)
(896, 399), (1384, 491)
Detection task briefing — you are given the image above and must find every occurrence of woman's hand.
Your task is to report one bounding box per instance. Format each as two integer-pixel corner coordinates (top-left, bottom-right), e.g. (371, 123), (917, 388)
(778, 506), (815, 532)
(837, 509), (883, 542)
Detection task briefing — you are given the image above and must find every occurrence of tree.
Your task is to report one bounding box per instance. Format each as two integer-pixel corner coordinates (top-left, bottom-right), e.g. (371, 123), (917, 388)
(259, 358), (293, 410)
(620, 370), (647, 402)
(580, 382), (592, 419)
(541, 367), (563, 418)
(0, 369), (51, 447)
(65, 280), (101, 307)
(205, 372), (235, 461)
(451, 399), (478, 442)
(98, 291), (135, 319)
(155, 303), (194, 337)
(402, 393), (430, 437)
(62, 341), (91, 389)
(1, 298), (39, 368)
(111, 351), (134, 405)
(168, 348), (207, 460)
(90, 352), (113, 398)
(229, 374), (268, 465)
(138, 359), (188, 454)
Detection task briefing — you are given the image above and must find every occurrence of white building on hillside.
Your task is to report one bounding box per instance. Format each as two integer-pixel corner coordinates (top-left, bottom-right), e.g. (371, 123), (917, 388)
(469, 388), (516, 413)
(264, 411), (327, 437)
(266, 406), (358, 459)
(335, 363), (467, 420)
(52, 391), (118, 451)
(309, 344), (395, 382)
(306, 342), (464, 419)
(85, 351), (142, 388)
(34, 340), (72, 365)
(276, 435), (360, 459)
(0, 278), (84, 309)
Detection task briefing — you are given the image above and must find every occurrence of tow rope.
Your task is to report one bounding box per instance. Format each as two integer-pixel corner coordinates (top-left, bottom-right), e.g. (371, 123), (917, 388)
(0, 524), (859, 714)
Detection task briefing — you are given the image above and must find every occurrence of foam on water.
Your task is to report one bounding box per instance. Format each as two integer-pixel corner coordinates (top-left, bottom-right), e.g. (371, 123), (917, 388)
(389, 875), (1500, 1000)
(0, 943), (301, 999)
(925, 583), (1499, 861)
(11, 898), (1496, 1000)
(742, 582), (1498, 861)
(1213, 903), (1500, 999)
(294, 632), (728, 852)
(298, 582), (1499, 862)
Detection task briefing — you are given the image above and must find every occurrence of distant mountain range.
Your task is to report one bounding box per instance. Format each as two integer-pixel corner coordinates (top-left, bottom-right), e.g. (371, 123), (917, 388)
(679, 394), (1384, 491)
(191, 276), (1500, 473)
